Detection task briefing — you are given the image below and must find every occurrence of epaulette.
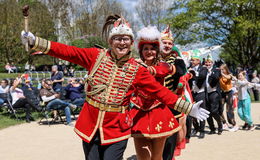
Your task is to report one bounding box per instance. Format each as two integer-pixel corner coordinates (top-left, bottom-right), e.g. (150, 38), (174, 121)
(94, 44), (106, 49)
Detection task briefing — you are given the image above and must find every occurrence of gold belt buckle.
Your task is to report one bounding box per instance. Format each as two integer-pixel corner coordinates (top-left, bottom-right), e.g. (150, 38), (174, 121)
(99, 103), (105, 111)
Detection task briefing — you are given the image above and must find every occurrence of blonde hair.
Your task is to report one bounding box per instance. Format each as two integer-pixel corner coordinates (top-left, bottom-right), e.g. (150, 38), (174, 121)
(220, 64), (231, 74)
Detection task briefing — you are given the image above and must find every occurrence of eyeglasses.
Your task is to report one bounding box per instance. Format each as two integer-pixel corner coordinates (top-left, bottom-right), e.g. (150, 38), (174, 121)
(113, 37), (131, 43)
(45, 83), (52, 86)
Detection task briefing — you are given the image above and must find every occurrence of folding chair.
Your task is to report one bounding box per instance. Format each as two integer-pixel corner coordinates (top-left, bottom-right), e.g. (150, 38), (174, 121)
(0, 93), (18, 120)
(38, 100), (66, 126)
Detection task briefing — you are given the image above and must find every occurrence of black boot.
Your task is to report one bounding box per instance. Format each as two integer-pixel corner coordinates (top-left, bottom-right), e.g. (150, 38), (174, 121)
(242, 123), (248, 130)
(198, 132), (205, 139)
(209, 130), (216, 134)
(217, 129), (223, 135)
(191, 130), (198, 136)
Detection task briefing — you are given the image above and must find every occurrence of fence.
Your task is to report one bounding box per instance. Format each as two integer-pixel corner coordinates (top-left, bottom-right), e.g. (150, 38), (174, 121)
(24, 71), (88, 86)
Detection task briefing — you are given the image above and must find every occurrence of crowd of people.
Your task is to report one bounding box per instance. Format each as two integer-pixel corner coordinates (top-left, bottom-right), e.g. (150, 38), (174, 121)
(0, 14), (257, 160)
(0, 72), (85, 124)
(5, 62), (18, 73)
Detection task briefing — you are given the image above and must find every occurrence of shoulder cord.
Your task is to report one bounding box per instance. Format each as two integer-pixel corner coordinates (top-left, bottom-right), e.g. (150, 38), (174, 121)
(85, 49), (107, 96)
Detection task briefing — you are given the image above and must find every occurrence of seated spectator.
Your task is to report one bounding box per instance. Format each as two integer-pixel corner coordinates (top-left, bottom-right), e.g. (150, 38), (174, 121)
(21, 79), (41, 109)
(9, 76), (40, 122)
(63, 67), (69, 77)
(0, 79), (10, 106)
(10, 62), (17, 73)
(5, 63), (13, 74)
(40, 79), (76, 125)
(30, 64), (36, 71)
(24, 62), (30, 72)
(69, 66), (75, 77)
(43, 65), (49, 72)
(65, 78), (85, 107)
(51, 65), (64, 92)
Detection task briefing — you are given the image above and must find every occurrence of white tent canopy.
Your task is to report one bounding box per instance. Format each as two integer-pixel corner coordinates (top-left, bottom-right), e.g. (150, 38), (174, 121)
(186, 45), (222, 61)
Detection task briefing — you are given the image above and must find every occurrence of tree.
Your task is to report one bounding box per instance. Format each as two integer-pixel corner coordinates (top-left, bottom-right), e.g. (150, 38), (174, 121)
(75, 0), (130, 38)
(163, 0), (260, 69)
(135, 0), (173, 30)
(70, 36), (108, 49)
(0, 0), (57, 66)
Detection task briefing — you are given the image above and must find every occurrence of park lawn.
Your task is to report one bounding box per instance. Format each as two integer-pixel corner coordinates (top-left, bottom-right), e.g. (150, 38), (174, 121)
(0, 73), (19, 79)
(0, 109), (41, 130)
(0, 114), (24, 130)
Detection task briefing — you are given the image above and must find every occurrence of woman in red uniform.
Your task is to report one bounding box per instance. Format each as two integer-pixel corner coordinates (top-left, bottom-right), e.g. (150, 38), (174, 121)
(21, 15), (209, 160)
(131, 26), (181, 160)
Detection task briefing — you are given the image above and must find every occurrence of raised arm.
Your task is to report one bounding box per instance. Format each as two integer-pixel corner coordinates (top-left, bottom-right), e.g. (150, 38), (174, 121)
(237, 80), (249, 87)
(21, 31), (99, 70)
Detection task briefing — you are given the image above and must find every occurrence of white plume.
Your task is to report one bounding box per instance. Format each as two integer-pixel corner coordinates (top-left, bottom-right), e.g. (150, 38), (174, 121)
(136, 26), (161, 42)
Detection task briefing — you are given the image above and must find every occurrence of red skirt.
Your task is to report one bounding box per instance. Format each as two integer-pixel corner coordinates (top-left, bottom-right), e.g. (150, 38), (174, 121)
(131, 104), (180, 138)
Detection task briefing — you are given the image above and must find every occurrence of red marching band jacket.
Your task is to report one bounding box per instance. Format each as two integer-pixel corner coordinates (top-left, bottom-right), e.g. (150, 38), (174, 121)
(131, 62), (181, 138)
(32, 37), (193, 145)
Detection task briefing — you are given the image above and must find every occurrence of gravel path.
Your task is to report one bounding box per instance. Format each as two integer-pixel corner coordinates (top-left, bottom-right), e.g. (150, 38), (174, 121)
(0, 103), (259, 160)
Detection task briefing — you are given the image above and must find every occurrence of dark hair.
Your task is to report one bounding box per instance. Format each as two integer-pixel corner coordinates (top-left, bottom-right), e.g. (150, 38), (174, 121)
(75, 78), (80, 83)
(102, 14), (121, 40)
(44, 79), (52, 84)
(139, 43), (160, 65)
(9, 79), (15, 86)
(1, 79), (8, 85)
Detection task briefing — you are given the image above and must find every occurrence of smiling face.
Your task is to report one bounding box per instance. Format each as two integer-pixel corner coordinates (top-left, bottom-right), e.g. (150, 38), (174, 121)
(220, 65), (227, 74)
(161, 39), (173, 55)
(205, 60), (213, 69)
(238, 72), (245, 80)
(191, 58), (200, 67)
(141, 44), (158, 65)
(109, 35), (133, 58)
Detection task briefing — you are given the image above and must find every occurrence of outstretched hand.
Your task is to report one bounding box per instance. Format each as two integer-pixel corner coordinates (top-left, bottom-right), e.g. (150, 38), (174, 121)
(21, 30), (35, 46)
(189, 100), (209, 121)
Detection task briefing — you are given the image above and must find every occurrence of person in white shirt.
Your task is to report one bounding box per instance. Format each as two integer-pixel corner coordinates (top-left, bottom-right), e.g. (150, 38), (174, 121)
(204, 54), (223, 135)
(9, 76), (36, 122)
(188, 54), (208, 138)
(0, 79), (10, 106)
(236, 71), (256, 130)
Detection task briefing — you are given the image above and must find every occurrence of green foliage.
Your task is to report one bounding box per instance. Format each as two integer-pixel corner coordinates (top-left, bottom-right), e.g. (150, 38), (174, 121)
(163, 0), (260, 69)
(71, 39), (88, 48)
(0, 0), (57, 65)
(70, 36), (108, 49)
(85, 36), (108, 48)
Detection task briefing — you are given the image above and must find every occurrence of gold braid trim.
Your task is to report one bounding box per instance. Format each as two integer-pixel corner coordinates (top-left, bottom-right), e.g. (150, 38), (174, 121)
(170, 64), (176, 75)
(147, 66), (156, 76)
(32, 36), (51, 54)
(174, 98), (193, 115)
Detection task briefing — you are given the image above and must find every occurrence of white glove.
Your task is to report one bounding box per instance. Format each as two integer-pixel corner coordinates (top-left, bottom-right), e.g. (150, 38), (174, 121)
(189, 100), (209, 121)
(21, 30), (36, 46)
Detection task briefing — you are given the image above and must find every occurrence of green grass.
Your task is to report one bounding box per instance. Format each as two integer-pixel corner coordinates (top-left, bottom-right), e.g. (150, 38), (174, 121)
(0, 108), (41, 130)
(0, 114), (24, 129)
(0, 73), (19, 79)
